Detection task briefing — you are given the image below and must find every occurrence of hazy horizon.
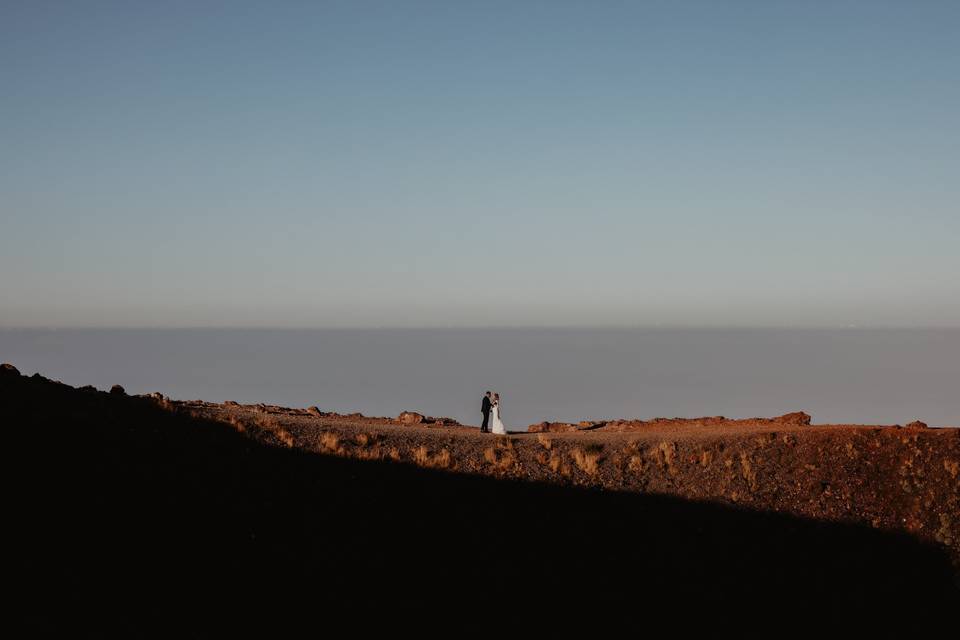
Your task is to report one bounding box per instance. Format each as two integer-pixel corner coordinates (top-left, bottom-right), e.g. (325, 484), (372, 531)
(3, 2), (959, 329)
(3, 327), (958, 428)
(5, 323), (960, 330)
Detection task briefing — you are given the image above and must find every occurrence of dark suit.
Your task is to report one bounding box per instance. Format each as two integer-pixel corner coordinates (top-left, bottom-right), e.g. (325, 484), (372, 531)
(481, 396), (492, 432)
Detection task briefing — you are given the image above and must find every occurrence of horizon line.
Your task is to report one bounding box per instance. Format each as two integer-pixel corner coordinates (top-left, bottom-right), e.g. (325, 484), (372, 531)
(3, 324), (960, 332)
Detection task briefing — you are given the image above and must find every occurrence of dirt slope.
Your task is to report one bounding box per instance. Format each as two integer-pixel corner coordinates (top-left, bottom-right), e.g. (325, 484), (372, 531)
(177, 391), (960, 566)
(3, 364), (958, 632)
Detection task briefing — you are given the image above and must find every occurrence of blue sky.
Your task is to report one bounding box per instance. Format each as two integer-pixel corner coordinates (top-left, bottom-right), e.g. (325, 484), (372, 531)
(2, 1), (959, 328)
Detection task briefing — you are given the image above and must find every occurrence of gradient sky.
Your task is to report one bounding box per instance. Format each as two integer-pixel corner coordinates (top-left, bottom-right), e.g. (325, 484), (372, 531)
(2, 1), (959, 328)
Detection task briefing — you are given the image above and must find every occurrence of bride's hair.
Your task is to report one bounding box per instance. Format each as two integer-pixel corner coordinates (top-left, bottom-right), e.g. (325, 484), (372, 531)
(493, 393), (500, 401)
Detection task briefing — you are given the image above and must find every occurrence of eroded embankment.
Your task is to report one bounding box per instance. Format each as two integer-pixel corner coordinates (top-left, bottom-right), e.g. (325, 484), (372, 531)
(177, 397), (960, 566)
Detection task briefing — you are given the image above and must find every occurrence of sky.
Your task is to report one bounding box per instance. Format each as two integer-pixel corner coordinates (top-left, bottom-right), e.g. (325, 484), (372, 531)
(2, 1), (959, 328)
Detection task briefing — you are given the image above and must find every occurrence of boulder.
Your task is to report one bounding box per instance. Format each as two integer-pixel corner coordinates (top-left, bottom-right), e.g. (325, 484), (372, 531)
(306, 406), (323, 416)
(775, 412), (812, 426)
(905, 420), (929, 430)
(110, 384), (126, 395)
(0, 363), (20, 377)
(398, 411), (425, 425)
(223, 400), (239, 406)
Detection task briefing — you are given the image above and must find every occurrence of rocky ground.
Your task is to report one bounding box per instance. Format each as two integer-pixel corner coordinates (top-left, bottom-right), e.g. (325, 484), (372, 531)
(4, 363), (959, 632)
(183, 396), (960, 566)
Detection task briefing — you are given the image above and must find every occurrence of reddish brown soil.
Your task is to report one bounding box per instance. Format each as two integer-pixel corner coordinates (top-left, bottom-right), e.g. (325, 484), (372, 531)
(180, 396), (960, 566)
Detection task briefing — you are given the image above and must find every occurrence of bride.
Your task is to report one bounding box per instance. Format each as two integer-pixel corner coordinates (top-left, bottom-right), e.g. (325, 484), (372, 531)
(490, 393), (507, 435)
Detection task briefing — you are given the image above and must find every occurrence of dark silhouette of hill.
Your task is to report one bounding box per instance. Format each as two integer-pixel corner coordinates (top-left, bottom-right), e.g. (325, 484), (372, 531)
(4, 367), (957, 633)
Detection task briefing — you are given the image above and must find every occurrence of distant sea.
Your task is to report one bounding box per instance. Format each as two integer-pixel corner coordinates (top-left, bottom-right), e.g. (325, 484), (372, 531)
(2, 328), (958, 429)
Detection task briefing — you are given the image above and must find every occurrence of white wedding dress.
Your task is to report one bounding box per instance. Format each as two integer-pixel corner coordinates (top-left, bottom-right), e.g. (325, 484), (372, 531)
(491, 402), (507, 435)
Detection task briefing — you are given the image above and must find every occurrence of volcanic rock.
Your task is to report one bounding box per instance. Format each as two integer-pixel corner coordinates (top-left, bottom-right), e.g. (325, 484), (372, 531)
(0, 363), (20, 377)
(398, 411), (425, 425)
(577, 421), (607, 430)
(775, 412), (812, 426)
(528, 421), (578, 433)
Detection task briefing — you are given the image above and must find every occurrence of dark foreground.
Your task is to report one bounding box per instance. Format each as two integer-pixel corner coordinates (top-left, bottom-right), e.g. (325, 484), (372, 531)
(5, 368), (958, 633)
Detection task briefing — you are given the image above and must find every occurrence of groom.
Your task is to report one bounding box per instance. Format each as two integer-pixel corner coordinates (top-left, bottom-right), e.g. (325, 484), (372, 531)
(480, 391), (493, 433)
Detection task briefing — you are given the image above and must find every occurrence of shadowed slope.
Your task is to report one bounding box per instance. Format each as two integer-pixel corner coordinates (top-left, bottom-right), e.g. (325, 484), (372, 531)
(4, 369), (957, 633)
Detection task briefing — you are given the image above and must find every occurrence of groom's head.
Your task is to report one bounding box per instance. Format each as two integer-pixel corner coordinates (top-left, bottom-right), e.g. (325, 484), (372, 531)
(485, 391), (492, 397)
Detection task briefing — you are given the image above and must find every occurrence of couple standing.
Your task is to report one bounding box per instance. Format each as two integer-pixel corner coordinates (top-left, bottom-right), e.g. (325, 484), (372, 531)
(480, 391), (507, 435)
